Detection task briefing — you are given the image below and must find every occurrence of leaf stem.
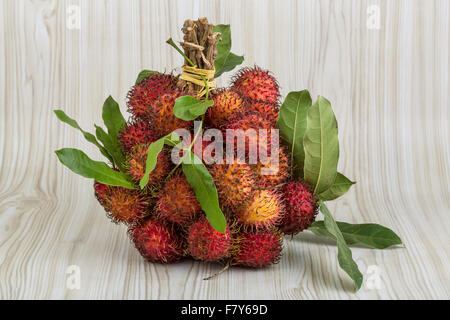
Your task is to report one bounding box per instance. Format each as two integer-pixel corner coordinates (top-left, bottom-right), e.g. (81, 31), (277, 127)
(166, 38), (196, 67)
(166, 38), (210, 100)
(165, 115), (205, 181)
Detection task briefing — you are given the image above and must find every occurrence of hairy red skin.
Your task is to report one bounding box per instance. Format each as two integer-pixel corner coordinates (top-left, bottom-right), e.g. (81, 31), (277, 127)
(119, 120), (156, 154)
(235, 190), (284, 230)
(206, 89), (245, 128)
(129, 218), (185, 263)
(126, 144), (171, 187)
(187, 216), (233, 262)
(147, 90), (192, 137)
(94, 181), (109, 206)
(102, 186), (149, 225)
(156, 175), (202, 226)
(234, 230), (283, 267)
(210, 164), (256, 211)
(248, 101), (279, 126)
(127, 74), (178, 120)
(280, 181), (318, 234)
(253, 146), (290, 189)
(224, 112), (276, 163)
(232, 66), (280, 105)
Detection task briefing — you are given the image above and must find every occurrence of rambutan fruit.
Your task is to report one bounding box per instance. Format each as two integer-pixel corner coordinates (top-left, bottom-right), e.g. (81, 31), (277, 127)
(103, 186), (149, 225)
(147, 90), (192, 137)
(224, 112), (276, 163)
(210, 164), (256, 211)
(280, 180), (318, 234)
(232, 66), (279, 105)
(125, 143), (171, 187)
(119, 120), (156, 154)
(94, 181), (109, 206)
(156, 175), (202, 226)
(235, 190), (284, 229)
(248, 101), (279, 126)
(187, 216), (233, 262)
(234, 229), (283, 267)
(127, 74), (178, 120)
(206, 89), (245, 127)
(129, 217), (184, 263)
(253, 146), (290, 189)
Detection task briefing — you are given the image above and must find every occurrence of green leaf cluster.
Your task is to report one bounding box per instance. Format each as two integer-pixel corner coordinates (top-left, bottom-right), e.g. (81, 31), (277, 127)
(213, 25), (244, 78)
(278, 90), (402, 290)
(54, 96), (132, 189)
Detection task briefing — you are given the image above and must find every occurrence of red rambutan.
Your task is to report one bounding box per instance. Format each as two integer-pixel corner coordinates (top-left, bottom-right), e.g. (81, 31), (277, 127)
(125, 143), (171, 187)
(94, 181), (109, 206)
(103, 186), (150, 225)
(147, 90), (192, 137)
(253, 146), (290, 189)
(187, 216), (233, 262)
(127, 74), (178, 120)
(248, 101), (279, 126)
(232, 66), (279, 105)
(206, 89), (245, 127)
(280, 180), (318, 234)
(129, 217), (185, 263)
(235, 190), (284, 229)
(210, 164), (256, 211)
(119, 120), (156, 154)
(156, 175), (202, 226)
(234, 229), (283, 267)
(224, 112), (276, 163)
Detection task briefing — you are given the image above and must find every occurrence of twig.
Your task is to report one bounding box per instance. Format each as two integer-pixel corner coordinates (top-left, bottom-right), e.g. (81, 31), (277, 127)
(203, 261), (231, 280)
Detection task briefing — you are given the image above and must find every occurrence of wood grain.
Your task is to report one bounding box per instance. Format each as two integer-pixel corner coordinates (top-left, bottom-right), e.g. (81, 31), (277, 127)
(0, 0), (449, 299)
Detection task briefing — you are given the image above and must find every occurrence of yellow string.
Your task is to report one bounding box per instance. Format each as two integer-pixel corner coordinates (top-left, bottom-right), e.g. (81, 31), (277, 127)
(181, 65), (215, 98)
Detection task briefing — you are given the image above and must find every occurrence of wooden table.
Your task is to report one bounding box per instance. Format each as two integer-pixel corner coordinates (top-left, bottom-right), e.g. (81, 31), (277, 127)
(0, 0), (449, 299)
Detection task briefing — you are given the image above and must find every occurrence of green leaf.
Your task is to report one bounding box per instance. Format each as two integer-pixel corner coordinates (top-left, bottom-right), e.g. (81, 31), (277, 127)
(182, 152), (227, 233)
(214, 52), (244, 78)
(94, 125), (126, 173)
(139, 138), (165, 189)
(55, 148), (135, 189)
(309, 221), (403, 249)
(100, 96), (127, 172)
(54, 110), (114, 163)
(303, 96), (339, 194)
(213, 24), (244, 78)
(318, 173), (356, 201)
(102, 96), (126, 139)
(135, 70), (159, 85)
(139, 132), (181, 189)
(173, 96), (214, 121)
(320, 203), (363, 290)
(277, 90), (312, 177)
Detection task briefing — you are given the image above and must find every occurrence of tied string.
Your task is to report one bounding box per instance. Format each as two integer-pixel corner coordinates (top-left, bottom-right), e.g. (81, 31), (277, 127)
(181, 65), (215, 98)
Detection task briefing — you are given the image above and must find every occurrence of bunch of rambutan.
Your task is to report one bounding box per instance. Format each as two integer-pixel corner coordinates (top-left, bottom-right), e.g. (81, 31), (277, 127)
(88, 66), (318, 270)
(55, 19), (400, 289)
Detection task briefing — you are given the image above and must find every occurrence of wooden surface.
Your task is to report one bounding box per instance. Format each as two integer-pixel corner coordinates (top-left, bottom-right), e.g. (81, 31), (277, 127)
(0, 0), (449, 300)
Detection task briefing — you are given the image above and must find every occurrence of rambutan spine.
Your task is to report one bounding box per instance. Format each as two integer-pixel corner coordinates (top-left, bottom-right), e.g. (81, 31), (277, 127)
(156, 174), (202, 226)
(280, 180), (318, 234)
(127, 74), (178, 120)
(234, 229), (283, 267)
(129, 217), (185, 263)
(102, 186), (150, 225)
(210, 163), (256, 211)
(187, 216), (233, 262)
(235, 190), (284, 229)
(232, 66), (280, 105)
(147, 89), (192, 137)
(125, 143), (171, 187)
(119, 120), (156, 154)
(206, 89), (245, 128)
